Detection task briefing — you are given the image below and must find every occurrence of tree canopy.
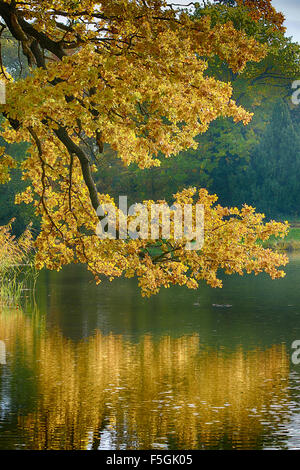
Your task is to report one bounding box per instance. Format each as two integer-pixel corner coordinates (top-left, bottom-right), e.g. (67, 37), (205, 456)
(0, 0), (289, 295)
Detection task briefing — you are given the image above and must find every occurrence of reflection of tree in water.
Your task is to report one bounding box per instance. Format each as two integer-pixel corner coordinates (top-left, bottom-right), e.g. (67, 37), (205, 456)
(0, 308), (291, 450)
(0, 340), (6, 364)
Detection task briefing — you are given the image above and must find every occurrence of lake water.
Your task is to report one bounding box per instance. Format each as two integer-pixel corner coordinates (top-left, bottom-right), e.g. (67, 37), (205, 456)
(0, 254), (299, 450)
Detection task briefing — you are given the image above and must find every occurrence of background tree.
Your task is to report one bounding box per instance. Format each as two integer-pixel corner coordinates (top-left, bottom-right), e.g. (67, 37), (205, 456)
(247, 101), (300, 217)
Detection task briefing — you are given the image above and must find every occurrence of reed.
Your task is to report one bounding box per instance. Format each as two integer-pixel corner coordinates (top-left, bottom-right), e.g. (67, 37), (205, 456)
(0, 220), (34, 304)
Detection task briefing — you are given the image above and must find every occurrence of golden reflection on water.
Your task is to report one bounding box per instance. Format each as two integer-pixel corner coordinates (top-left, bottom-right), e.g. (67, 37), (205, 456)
(0, 309), (291, 450)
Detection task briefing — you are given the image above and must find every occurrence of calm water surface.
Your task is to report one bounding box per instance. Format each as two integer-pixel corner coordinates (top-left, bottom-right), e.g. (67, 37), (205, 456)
(0, 254), (300, 450)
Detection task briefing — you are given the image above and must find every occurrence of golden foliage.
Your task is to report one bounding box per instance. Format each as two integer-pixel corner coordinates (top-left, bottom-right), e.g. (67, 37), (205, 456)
(235, 0), (285, 31)
(0, 0), (288, 295)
